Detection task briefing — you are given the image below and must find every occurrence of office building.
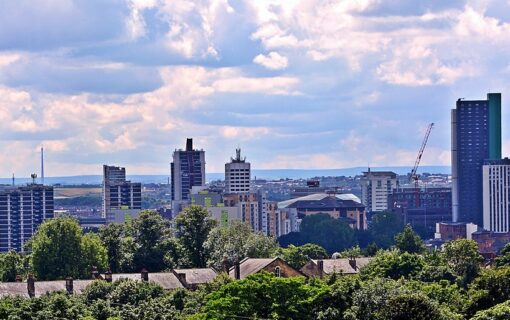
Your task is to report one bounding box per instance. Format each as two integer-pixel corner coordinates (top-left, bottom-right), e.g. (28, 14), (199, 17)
(483, 158), (510, 232)
(360, 170), (398, 212)
(225, 148), (251, 194)
(102, 165), (142, 222)
(0, 184), (54, 252)
(278, 193), (367, 230)
(452, 93), (502, 225)
(389, 187), (452, 236)
(171, 138), (206, 201)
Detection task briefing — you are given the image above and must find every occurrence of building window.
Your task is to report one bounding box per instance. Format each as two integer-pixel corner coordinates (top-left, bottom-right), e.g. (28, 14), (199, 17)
(274, 266), (281, 277)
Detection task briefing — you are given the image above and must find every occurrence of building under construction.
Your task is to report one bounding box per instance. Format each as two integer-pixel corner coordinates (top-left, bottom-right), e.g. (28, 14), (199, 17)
(389, 187), (452, 237)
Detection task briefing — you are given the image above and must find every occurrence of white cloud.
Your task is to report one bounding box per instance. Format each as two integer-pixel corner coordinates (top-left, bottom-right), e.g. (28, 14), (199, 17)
(253, 51), (289, 70)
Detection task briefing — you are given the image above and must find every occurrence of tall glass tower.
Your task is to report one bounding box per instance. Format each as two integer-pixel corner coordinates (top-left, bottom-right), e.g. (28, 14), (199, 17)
(452, 93), (502, 225)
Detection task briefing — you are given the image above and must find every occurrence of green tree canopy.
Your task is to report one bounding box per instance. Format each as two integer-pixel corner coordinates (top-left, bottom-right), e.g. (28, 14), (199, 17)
(369, 211), (404, 248)
(81, 233), (108, 274)
(394, 224), (425, 254)
(204, 220), (278, 271)
(471, 300), (510, 320)
(31, 216), (102, 280)
(494, 242), (510, 267)
(98, 223), (125, 273)
(200, 272), (328, 320)
(175, 205), (217, 268)
(441, 239), (483, 287)
(0, 251), (24, 282)
(280, 214), (357, 254)
(360, 249), (424, 280)
(279, 243), (329, 270)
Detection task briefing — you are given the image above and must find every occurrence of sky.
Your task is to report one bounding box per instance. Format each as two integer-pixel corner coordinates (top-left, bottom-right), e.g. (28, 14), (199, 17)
(1, 0), (510, 177)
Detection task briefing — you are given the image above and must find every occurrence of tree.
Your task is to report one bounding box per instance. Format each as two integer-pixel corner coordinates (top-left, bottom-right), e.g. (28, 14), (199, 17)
(495, 242), (510, 267)
(340, 245), (362, 259)
(31, 217), (86, 280)
(279, 244), (329, 270)
(81, 233), (108, 273)
(175, 205), (217, 268)
(0, 251), (24, 282)
(364, 242), (379, 257)
(471, 300), (510, 320)
(395, 224), (425, 254)
(204, 221), (278, 271)
(129, 210), (175, 272)
(466, 267), (510, 315)
(369, 211), (404, 248)
(281, 214), (357, 254)
(200, 272), (328, 320)
(377, 293), (444, 320)
(441, 239), (483, 287)
(98, 223), (125, 273)
(360, 249), (424, 280)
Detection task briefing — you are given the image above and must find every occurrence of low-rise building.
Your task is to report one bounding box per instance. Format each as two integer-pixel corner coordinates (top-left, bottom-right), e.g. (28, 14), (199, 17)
(300, 258), (373, 277)
(278, 193), (367, 231)
(228, 258), (304, 279)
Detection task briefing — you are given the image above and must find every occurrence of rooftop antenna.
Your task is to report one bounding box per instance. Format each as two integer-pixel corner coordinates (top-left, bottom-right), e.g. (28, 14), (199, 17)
(30, 173), (37, 185)
(12, 173), (14, 186)
(40, 146), (44, 185)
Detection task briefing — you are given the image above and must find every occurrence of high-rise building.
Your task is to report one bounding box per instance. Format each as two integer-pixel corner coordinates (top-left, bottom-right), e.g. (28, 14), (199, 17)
(171, 138), (206, 201)
(360, 170), (398, 213)
(225, 148), (251, 194)
(483, 158), (510, 232)
(452, 93), (502, 225)
(0, 184), (54, 252)
(102, 165), (142, 222)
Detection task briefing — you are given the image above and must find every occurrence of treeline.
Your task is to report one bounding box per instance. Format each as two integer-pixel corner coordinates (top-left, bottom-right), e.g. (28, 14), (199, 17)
(2, 233), (510, 319)
(0, 206), (304, 281)
(279, 210), (406, 254)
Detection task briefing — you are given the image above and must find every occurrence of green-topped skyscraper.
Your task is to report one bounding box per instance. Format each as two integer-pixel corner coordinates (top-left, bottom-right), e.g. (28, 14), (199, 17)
(452, 93), (502, 226)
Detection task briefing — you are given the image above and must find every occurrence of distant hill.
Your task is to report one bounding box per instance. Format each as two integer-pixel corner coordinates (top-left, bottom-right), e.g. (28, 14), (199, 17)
(0, 166), (450, 185)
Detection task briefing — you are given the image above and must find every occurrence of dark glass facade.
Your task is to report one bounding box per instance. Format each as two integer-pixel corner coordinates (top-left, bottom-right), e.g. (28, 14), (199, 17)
(453, 93), (501, 226)
(171, 139), (205, 201)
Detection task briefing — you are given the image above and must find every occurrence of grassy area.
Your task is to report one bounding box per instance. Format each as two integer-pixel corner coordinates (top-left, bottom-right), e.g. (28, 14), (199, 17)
(54, 187), (102, 198)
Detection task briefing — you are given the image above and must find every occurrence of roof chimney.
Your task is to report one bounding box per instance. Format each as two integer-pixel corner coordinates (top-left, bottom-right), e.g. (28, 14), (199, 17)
(105, 269), (112, 283)
(234, 261), (241, 280)
(317, 260), (324, 279)
(91, 266), (101, 280)
(186, 138), (193, 151)
(27, 274), (35, 298)
(176, 272), (188, 288)
(15, 274), (22, 282)
(141, 268), (149, 282)
(65, 277), (74, 295)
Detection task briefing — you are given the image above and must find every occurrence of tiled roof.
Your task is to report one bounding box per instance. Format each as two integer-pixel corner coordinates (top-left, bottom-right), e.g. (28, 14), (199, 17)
(173, 268), (217, 285)
(228, 258), (277, 279)
(311, 258), (373, 274)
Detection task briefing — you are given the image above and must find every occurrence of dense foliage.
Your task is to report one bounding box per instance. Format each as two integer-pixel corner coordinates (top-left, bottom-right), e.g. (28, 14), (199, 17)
(2, 208), (510, 319)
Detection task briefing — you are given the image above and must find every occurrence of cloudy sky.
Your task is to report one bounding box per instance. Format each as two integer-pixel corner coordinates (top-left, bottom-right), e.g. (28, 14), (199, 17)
(1, 0), (510, 177)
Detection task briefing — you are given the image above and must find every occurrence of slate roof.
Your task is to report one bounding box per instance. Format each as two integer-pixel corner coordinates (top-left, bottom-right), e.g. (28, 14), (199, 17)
(173, 268), (217, 285)
(0, 269), (217, 297)
(310, 258), (373, 275)
(228, 258), (277, 279)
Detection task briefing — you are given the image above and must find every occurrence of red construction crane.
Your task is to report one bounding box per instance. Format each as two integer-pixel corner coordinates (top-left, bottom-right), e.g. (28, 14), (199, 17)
(410, 123), (434, 207)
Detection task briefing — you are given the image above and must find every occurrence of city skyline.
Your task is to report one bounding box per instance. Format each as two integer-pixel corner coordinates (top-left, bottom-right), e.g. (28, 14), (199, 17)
(1, 1), (510, 177)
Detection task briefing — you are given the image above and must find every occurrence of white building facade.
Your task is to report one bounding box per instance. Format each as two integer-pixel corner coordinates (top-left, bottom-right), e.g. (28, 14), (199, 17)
(483, 158), (510, 233)
(225, 148), (251, 194)
(360, 170), (398, 212)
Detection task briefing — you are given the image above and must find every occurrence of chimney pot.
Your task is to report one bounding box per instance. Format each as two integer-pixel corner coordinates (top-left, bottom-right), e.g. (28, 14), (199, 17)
(141, 268), (149, 282)
(105, 269), (113, 283)
(27, 274), (35, 298)
(15, 274), (22, 282)
(65, 277), (73, 295)
(234, 261), (241, 280)
(317, 260), (324, 278)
